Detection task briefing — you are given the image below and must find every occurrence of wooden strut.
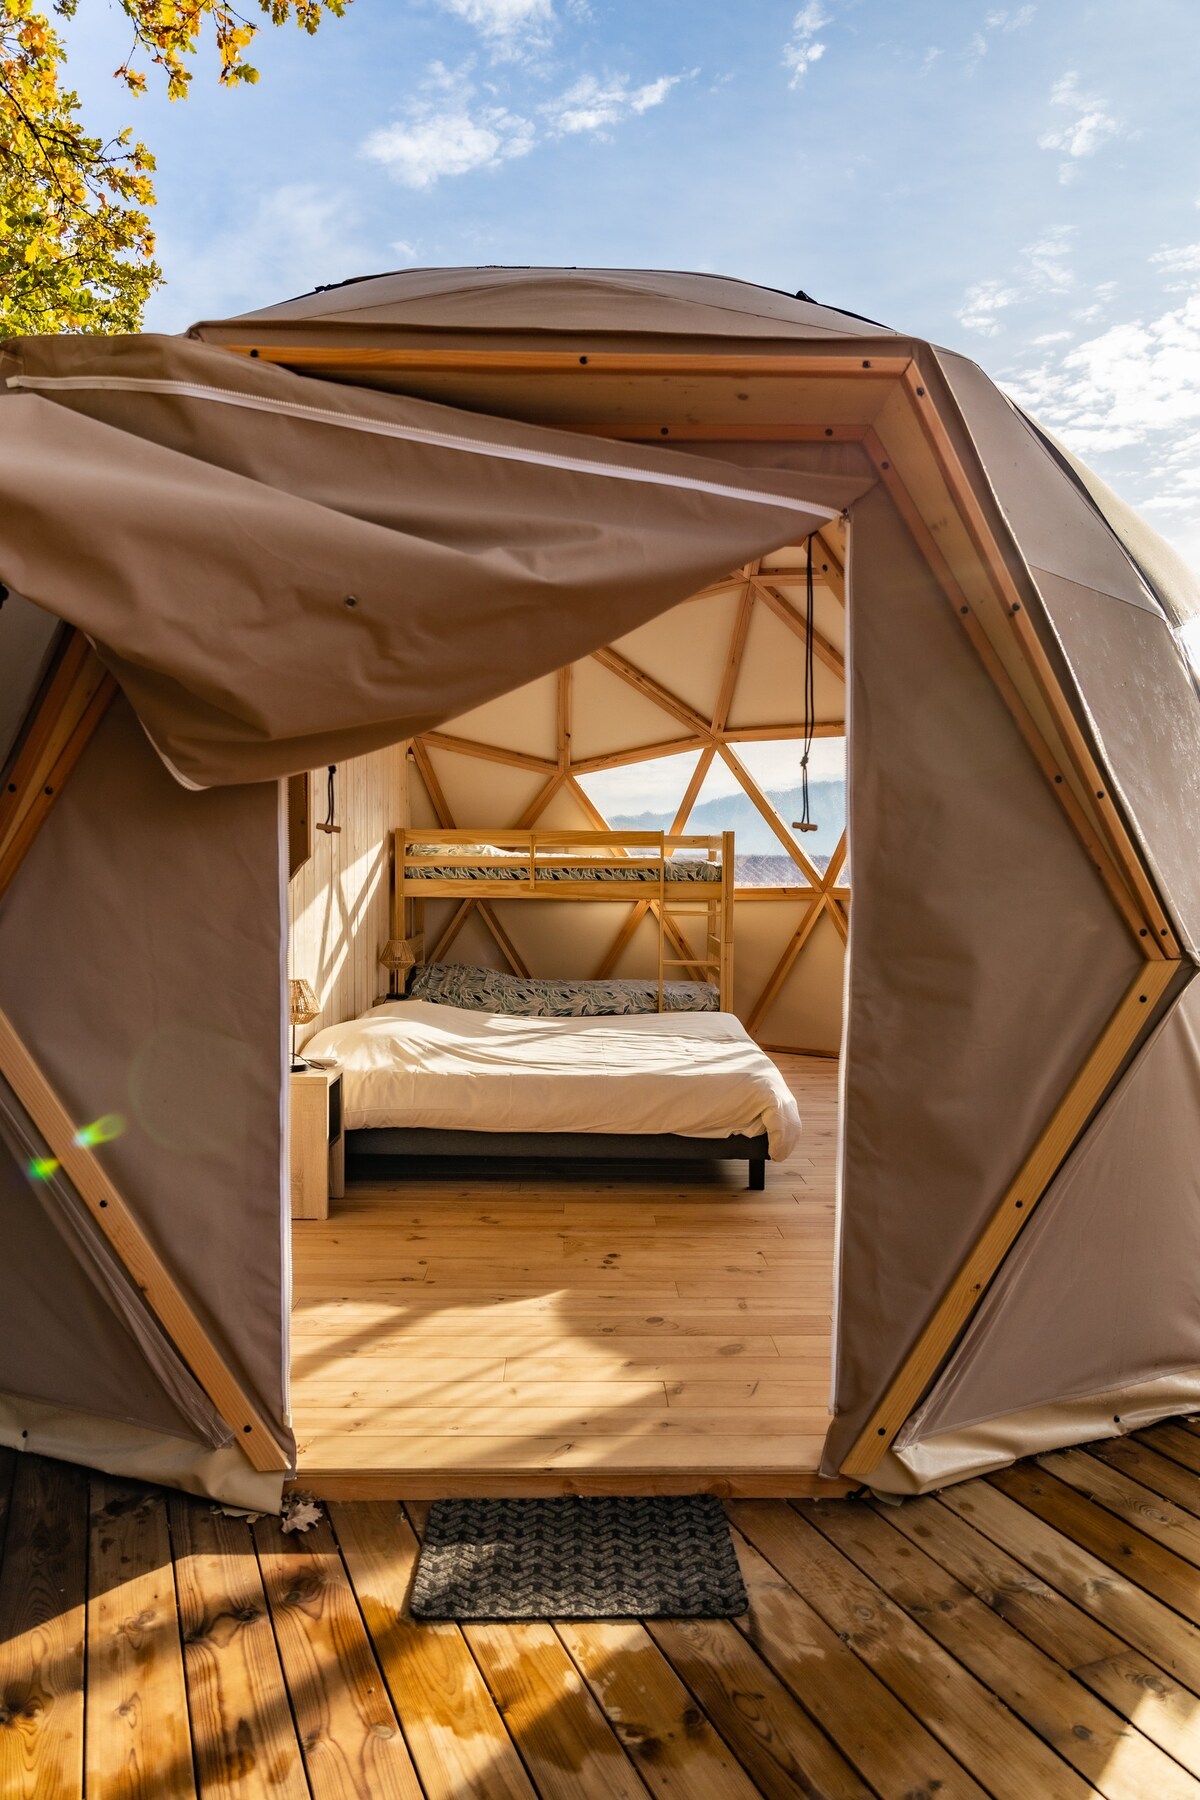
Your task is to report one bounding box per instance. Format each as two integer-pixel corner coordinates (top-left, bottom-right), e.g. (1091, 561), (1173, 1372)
(0, 1005), (288, 1472)
(840, 958), (1181, 1479)
(0, 630), (118, 900)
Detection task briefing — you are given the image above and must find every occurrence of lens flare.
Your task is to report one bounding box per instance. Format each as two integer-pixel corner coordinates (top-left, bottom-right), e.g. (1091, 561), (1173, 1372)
(72, 1113), (126, 1149)
(28, 1156), (61, 1180)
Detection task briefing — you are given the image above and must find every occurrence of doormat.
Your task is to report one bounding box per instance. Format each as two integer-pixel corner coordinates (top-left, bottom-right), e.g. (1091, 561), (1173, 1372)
(409, 1495), (749, 1619)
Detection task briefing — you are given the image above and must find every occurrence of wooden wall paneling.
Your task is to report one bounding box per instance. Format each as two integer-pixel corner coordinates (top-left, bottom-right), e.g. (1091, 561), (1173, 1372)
(289, 743), (406, 1048)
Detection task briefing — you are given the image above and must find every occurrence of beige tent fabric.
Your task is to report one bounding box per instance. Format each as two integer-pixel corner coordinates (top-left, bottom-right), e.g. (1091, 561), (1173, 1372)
(192, 265), (895, 347)
(0, 698), (292, 1465)
(822, 481), (1145, 1474)
(0, 1389), (284, 1513)
(870, 1368), (1200, 1497)
(0, 334), (834, 788)
(937, 350), (1200, 955)
(893, 977), (1200, 1465)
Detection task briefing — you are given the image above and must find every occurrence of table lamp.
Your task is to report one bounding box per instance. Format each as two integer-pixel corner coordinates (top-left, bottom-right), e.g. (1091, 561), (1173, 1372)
(379, 937), (418, 999)
(289, 977), (320, 1071)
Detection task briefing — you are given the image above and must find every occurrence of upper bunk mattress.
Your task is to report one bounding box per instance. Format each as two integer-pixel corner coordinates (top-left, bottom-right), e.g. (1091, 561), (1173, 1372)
(404, 859), (722, 883)
(304, 1000), (801, 1159)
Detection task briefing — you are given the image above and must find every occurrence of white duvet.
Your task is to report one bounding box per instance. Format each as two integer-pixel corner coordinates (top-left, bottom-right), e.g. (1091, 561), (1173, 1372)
(304, 1000), (801, 1159)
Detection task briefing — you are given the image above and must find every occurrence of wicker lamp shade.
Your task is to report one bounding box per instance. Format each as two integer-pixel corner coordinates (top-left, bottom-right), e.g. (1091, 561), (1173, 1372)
(379, 937), (419, 998)
(289, 978), (320, 1025)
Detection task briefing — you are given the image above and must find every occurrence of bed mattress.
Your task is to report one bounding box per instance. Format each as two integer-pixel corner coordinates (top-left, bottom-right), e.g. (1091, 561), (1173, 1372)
(303, 1000), (801, 1159)
(405, 860), (722, 883)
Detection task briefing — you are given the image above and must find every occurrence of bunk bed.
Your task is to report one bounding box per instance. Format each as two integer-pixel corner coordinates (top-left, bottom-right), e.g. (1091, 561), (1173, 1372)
(396, 826), (736, 1011)
(299, 825), (801, 1189)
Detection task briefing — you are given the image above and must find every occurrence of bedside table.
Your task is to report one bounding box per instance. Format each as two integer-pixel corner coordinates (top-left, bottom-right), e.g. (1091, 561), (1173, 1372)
(289, 1066), (345, 1221)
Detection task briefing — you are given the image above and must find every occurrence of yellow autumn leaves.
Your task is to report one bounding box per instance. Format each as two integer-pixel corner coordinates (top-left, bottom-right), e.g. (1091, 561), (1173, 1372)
(1, 0), (348, 334)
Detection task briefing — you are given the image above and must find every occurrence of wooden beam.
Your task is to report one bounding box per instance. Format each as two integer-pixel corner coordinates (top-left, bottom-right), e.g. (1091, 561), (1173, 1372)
(557, 665), (572, 772)
(590, 648), (713, 739)
(0, 631), (118, 901)
(477, 905), (530, 979)
(570, 737), (708, 775)
(591, 902), (648, 980)
(745, 897), (828, 1037)
(223, 346), (914, 380)
(717, 745), (824, 889)
(882, 370), (1177, 957)
(751, 580), (845, 682)
(862, 431), (1150, 953)
(0, 1007), (288, 1472)
(419, 733), (557, 775)
(839, 958), (1181, 1480)
(712, 583), (755, 734)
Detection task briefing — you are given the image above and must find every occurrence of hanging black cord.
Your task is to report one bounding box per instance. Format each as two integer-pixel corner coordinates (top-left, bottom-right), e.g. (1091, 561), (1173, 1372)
(793, 536), (819, 833)
(316, 764), (341, 834)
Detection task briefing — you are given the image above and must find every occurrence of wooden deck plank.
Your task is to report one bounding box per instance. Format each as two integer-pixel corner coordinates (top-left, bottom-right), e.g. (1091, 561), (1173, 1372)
(941, 1478), (1200, 1696)
(86, 1478), (197, 1800)
(251, 1511), (424, 1800)
(1040, 1446), (1200, 1570)
(992, 1462), (1200, 1628)
(1088, 1435), (1200, 1519)
(811, 1494), (1200, 1800)
(736, 1499), (1093, 1800)
(462, 1622), (653, 1800)
(0, 1455), (87, 1800)
(556, 1617), (762, 1799)
(882, 1492), (1200, 1779)
(168, 1496), (309, 1800)
(726, 1513), (989, 1799)
(644, 1613), (874, 1800)
(328, 1499), (536, 1800)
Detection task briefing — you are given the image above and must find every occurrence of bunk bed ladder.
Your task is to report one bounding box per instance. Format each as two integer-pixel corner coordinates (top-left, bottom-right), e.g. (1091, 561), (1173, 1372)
(657, 830), (735, 1013)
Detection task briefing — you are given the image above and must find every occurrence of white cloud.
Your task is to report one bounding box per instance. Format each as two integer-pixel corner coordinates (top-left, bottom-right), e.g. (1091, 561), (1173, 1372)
(364, 106), (535, 187)
(783, 3), (830, 87)
(1033, 330), (1072, 346)
(436, 0), (555, 59)
(362, 59), (683, 187)
(362, 64), (535, 188)
(957, 228), (1076, 334)
(1004, 294), (1200, 454)
(959, 279), (1020, 337)
(1002, 282), (1200, 577)
(1152, 243), (1200, 291)
(1038, 71), (1122, 182)
(964, 6), (1034, 70)
(543, 71), (681, 136)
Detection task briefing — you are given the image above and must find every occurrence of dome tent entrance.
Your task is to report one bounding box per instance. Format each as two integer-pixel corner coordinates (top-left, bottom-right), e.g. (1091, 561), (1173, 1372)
(0, 266), (1196, 1507)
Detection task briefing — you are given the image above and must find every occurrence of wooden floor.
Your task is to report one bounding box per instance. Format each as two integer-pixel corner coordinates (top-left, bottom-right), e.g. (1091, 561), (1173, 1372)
(290, 1054), (840, 1497)
(12, 1424), (1200, 1797)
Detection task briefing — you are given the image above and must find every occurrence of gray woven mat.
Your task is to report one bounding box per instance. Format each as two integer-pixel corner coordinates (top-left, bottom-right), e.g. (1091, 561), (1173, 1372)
(410, 1496), (749, 1619)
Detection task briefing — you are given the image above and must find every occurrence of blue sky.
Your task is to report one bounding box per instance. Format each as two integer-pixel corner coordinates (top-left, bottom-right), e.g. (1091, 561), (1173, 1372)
(63, 0), (1200, 568)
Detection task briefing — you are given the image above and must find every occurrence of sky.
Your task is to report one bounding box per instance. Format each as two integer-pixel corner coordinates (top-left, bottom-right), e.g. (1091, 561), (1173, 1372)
(59, 0), (1200, 584)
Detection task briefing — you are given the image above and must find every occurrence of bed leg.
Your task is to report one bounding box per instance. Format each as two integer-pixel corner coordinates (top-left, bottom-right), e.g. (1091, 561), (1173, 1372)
(748, 1160), (766, 1191)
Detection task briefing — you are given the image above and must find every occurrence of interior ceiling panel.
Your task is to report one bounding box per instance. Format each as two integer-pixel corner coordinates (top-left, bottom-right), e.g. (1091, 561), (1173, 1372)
(610, 591), (740, 722)
(568, 656), (689, 762)
(438, 673), (559, 761)
(727, 604), (845, 729)
(423, 746), (548, 831)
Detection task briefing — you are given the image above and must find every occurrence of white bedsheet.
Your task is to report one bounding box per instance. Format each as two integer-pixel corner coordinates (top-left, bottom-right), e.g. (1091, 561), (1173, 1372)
(303, 1000), (802, 1159)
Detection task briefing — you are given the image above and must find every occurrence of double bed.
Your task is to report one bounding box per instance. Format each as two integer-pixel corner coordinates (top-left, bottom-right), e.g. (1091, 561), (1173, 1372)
(303, 997), (801, 1189)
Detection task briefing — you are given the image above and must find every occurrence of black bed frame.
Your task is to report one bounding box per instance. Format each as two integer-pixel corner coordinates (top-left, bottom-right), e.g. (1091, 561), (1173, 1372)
(345, 1128), (770, 1190)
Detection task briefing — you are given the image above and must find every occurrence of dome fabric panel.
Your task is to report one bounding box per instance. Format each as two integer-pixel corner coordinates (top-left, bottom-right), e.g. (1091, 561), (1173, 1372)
(0, 333), (834, 788)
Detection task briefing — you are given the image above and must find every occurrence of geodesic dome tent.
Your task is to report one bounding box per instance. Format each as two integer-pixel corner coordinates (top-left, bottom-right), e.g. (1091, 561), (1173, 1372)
(0, 265), (1197, 1505)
